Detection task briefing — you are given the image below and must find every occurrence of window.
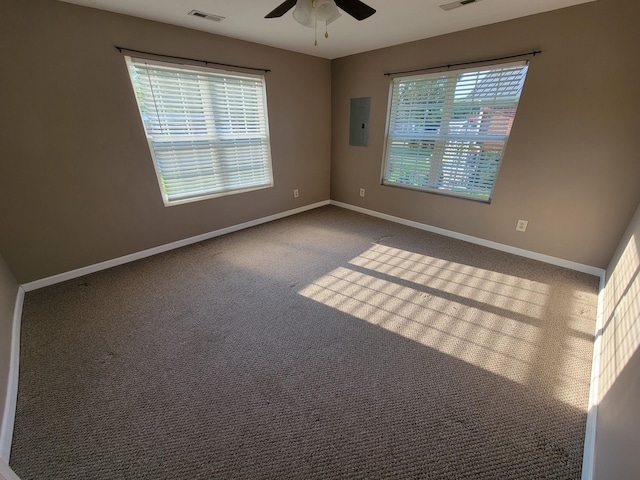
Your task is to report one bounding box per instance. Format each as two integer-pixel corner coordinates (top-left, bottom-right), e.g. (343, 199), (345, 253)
(125, 57), (273, 205)
(382, 61), (529, 202)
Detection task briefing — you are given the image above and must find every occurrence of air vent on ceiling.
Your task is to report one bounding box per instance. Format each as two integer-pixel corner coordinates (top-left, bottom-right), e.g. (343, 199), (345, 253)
(188, 10), (226, 22)
(440, 0), (482, 11)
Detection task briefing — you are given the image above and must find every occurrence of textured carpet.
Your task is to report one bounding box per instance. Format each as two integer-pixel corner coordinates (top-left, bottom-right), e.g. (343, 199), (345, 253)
(10, 206), (599, 479)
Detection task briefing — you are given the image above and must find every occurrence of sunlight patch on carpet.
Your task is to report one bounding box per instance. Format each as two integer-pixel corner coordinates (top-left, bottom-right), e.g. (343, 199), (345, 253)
(298, 244), (552, 385)
(350, 244), (550, 318)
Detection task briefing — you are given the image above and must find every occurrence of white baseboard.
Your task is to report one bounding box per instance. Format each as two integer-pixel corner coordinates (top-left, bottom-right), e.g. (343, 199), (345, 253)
(22, 201), (330, 292)
(2, 199), (605, 480)
(1, 202), (333, 479)
(330, 200), (605, 277)
(581, 272), (606, 480)
(0, 459), (21, 480)
(331, 200), (605, 479)
(0, 287), (24, 464)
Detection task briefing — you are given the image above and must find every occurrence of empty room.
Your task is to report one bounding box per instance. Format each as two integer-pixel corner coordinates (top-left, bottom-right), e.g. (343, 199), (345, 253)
(0, 0), (639, 479)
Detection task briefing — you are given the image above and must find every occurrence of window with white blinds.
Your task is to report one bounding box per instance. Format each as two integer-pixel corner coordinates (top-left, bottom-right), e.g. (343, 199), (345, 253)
(382, 61), (529, 202)
(125, 57), (273, 205)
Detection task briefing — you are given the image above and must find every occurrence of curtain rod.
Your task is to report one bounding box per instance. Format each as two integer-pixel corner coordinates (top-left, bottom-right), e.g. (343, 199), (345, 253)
(114, 46), (271, 74)
(384, 50), (542, 77)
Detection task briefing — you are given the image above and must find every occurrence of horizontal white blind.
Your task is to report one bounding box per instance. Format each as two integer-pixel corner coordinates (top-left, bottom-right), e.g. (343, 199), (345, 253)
(383, 61), (528, 201)
(126, 57), (273, 204)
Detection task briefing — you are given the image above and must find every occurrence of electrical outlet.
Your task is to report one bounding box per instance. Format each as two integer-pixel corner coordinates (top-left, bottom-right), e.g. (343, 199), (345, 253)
(359, 188), (365, 197)
(516, 219), (528, 232)
(293, 189), (299, 198)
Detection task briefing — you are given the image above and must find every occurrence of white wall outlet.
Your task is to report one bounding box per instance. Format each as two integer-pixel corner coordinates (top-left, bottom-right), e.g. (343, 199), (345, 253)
(359, 188), (365, 197)
(293, 189), (299, 198)
(516, 219), (528, 232)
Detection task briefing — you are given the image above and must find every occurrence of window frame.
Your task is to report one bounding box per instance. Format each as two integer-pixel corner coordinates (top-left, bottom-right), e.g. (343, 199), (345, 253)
(125, 56), (274, 207)
(380, 60), (529, 203)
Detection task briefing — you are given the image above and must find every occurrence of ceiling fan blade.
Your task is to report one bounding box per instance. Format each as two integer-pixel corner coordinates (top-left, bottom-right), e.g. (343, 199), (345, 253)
(334, 0), (376, 21)
(265, 0), (298, 18)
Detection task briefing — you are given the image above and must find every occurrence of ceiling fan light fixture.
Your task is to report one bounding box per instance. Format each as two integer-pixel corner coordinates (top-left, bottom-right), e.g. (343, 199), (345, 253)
(315, 0), (341, 24)
(292, 0), (314, 27)
(265, 0), (375, 22)
(267, 0), (374, 46)
(293, 0), (341, 28)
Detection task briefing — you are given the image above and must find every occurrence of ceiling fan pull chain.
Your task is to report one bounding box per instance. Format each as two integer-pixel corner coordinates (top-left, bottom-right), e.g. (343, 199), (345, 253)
(325, 22), (329, 38)
(314, 19), (318, 46)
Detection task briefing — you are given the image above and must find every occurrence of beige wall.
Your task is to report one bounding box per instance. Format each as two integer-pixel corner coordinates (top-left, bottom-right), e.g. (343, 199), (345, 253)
(0, 254), (18, 451)
(2, 0), (638, 280)
(0, 0), (331, 283)
(1, 1), (639, 476)
(331, 0), (640, 269)
(595, 201), (640, 479)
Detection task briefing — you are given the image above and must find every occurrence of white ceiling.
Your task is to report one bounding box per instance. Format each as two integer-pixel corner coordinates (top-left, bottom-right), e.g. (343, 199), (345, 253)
(59, 0), (595, 59)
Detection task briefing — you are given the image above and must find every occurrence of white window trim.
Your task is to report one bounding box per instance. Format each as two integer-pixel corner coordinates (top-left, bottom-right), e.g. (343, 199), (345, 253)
(125, 57), (274, 207)
(380, 60), (528, 203)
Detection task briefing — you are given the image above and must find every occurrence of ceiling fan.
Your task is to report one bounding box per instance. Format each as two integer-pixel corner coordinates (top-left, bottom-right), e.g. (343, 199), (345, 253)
(265, 0), (376, 22)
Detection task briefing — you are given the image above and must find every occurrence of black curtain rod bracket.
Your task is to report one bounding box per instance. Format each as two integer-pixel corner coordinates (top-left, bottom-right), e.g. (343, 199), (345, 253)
(384, 50), (542, 77)
(115, 46), (271, 74)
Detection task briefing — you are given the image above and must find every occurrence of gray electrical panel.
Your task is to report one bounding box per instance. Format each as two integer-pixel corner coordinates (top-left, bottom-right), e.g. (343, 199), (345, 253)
(349, 97), (370, 147)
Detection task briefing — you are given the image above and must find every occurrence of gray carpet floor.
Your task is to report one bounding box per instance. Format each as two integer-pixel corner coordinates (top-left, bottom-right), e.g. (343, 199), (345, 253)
(10, 206), (599, 479)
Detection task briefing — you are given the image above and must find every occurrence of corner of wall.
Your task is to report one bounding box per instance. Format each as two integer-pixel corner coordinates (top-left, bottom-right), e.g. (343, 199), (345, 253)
(591, 201), (640, 480)
(0, 287), (24, 464)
